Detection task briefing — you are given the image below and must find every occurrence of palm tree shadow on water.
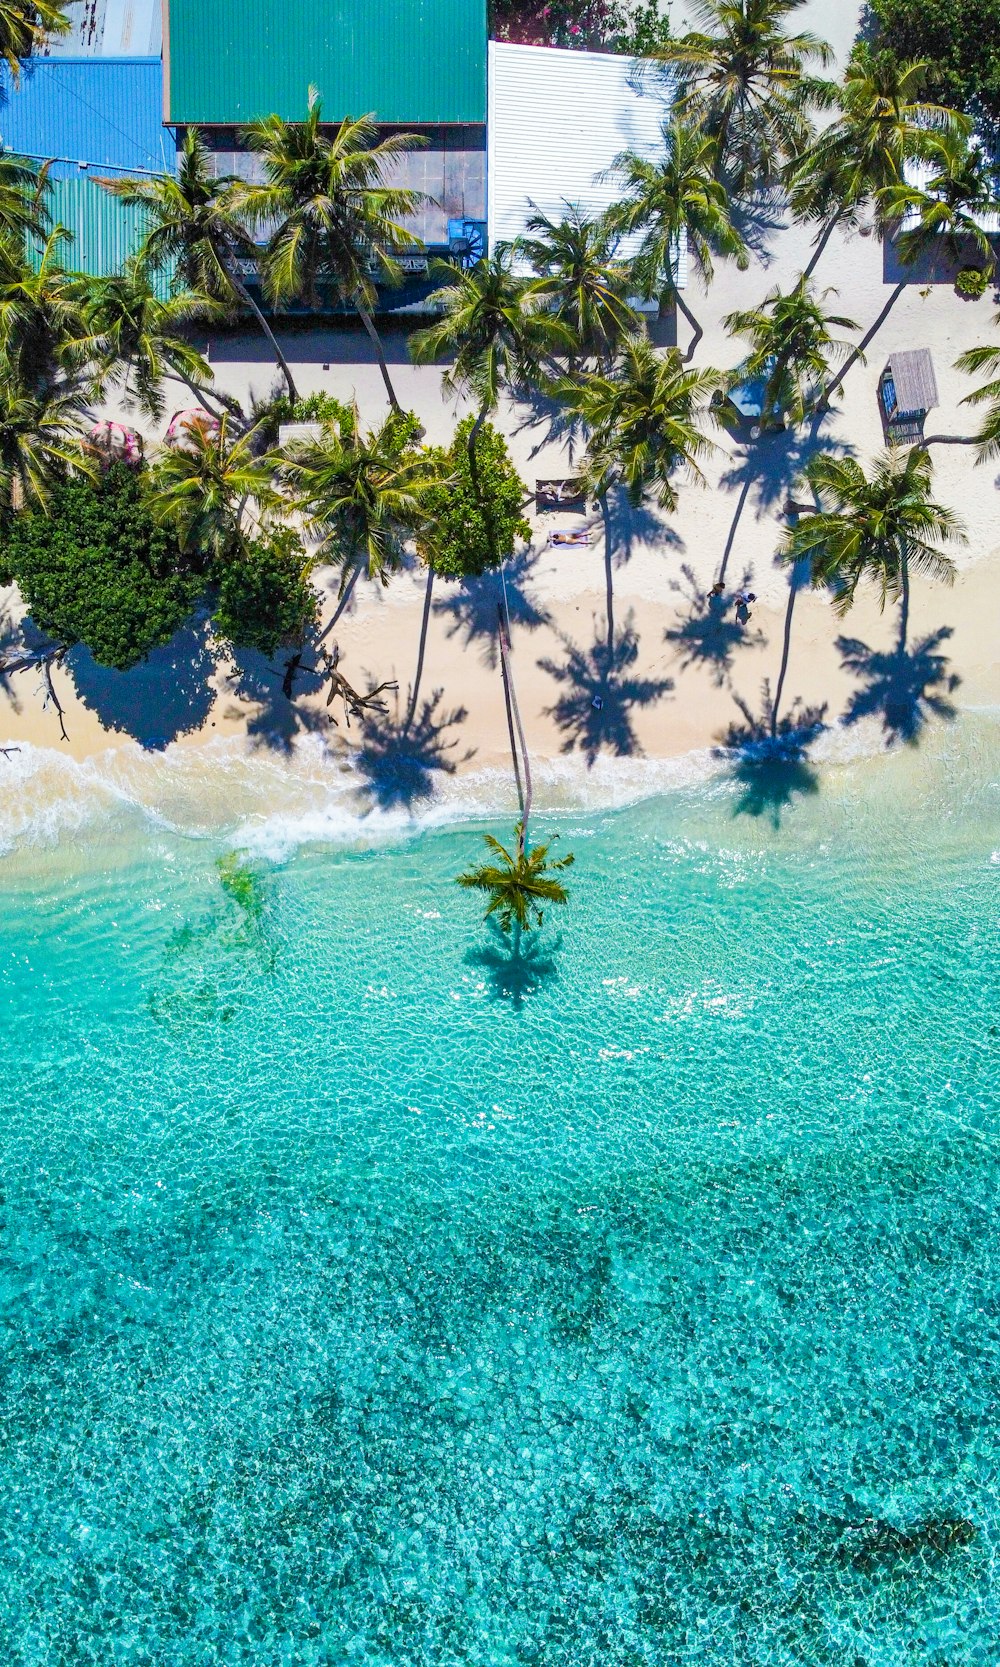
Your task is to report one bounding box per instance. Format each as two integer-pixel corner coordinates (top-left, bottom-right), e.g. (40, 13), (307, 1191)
(353, 689), (476, 811)
(837, 626), (961, 747)
(539, 610), (674, 767)
(715, 681), (828, 828)
(464, 920), (563, 1011)
(434, 547), (552, 670)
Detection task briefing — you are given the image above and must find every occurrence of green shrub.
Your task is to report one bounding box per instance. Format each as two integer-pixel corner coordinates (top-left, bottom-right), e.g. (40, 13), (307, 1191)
(418, 417), (530, 579)
(276, 390), (356, 431)
(0, 464), (206, 670)
(956, 264), (990, 297)
(212, 528), (318, 658)
(862, 0), (1000, 118)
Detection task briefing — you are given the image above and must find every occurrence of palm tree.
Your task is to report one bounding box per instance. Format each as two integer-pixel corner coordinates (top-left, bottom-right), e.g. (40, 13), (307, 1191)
(884, 129), (999, 274)
(0, 367), (92, 514)
(0, 227), (93, 393)
(515, 204), (640, 362)
(565, 335), (720, 509)
(0, 0), (69, 81)
(410, 248), (571, 562)
(82, 256), (218, 420)
(789, 49), (967, 277)
(657, 0), (833, 192)
(99, 129), (300, 402)
(237, 95), (428, 411)
(457, 829), (573, 935)
(602, 118), (748, 361)
(724, 275), (858, 430)
(781, 447), (964, 638)
(279, 405), (431, 588)
(0, 152), (49, 248)
(147, 412), (278, 565)
(956, 320), (1000, 463)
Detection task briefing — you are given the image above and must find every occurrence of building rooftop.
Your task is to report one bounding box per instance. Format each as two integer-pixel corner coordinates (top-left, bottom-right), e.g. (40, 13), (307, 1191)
(1, 57), (169, 176)
(163, 0), (488, 127)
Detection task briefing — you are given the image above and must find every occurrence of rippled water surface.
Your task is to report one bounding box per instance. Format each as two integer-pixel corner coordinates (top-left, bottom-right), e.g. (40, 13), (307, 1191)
(1, 722), (999, 1665)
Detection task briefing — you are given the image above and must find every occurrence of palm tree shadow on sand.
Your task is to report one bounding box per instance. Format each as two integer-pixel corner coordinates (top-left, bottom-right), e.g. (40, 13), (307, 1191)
(538, 610), (674, 766)
(464, 920), (563, 1010)
(837, 627), (961, 747)
(434, 548), (552, 670)
(715, 681), (827, 828)
(353, 689), (475, 810)
(664, 562), (765, 686)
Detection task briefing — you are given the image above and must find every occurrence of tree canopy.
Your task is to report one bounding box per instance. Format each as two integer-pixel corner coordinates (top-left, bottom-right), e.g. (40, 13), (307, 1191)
(417, 417), (530, 579)
(0, 464), (206, 669)
(862, 0), (1000, 120)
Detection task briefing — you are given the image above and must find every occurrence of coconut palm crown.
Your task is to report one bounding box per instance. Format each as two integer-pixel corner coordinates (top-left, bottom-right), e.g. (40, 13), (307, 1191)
(956, 316), (1000, 464)
(781, 446), (965, 615)
(457, 829), (574, 935)
(410, 245), (574, 410)
(602, 118), (748, 354)
(724, 275), (858, 429)
(658, 0), (833, 190)
(0, 0), (70, 82)
(515, 204), (640, 361)
(885, 129), (1000, 273)
(565, 335), (720, 508)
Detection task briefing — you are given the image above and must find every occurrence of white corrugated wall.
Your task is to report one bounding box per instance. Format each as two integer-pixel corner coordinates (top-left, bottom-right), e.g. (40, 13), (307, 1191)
(487, 41), (686, 288)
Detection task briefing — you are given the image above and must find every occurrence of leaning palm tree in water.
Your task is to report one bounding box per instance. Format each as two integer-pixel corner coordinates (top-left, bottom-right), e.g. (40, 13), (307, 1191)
(457, 605), (573, 934)
(458, 829), (574, 935)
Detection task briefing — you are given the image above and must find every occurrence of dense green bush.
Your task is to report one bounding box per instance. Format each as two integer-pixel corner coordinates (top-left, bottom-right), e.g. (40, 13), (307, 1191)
(862, 0), (1000, 118)
(956, 264), (990, 297)
(272, 390), (356, 431)
(418, 418), (530, 579)
(0, 465), (206, 670)
(212, 529), (318, 657)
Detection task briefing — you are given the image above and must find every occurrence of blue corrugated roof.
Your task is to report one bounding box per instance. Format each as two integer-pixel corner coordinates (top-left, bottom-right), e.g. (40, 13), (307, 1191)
(0, 57), (171, 177)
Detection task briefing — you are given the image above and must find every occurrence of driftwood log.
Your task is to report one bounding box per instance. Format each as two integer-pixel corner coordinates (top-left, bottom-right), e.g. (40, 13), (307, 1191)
(0, 645), (70, 741)
(319, 645), (397, 728)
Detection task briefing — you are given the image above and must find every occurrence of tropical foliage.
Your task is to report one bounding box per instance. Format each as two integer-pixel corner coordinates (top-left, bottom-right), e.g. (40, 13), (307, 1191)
(417, 416), (530, 579)
(457, 829), (574, 933)
(517, 205), (640, 360)
(781, 447), (965, 615)
(565, 336), (719, 506)
(863, 0), (1000, 120)
(956, 319), (1000, 461)
(657, 0), (833, 189)
(0, 465), (205, 668)
(212, 527), (318, 656)
(724, 276), (858, 429)
(0, 0), (70, 80)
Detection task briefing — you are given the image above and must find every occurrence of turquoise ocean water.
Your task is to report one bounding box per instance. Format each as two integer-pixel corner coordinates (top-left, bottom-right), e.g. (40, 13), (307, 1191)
(1, 718), (998, 1665)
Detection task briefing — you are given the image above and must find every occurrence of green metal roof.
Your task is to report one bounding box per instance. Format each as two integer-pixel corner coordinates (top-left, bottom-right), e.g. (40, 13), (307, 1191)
(164, 0), (488, 126)
(40, 177), (172, 297)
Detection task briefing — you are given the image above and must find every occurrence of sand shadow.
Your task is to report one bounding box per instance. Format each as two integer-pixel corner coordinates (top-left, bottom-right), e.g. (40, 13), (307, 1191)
(66, 617), (217, 750)
(729, 184), (789, 266)
(664, 563), (766, 687)
(837, 627), (960, 747)
(464, 920), (563, 1011)
(538, 610), (674, 766)
(221, 644), (332, 754)
(435, 549), (552, 670)
(353, 689), (474, 810)
(714, 682), (827, 828)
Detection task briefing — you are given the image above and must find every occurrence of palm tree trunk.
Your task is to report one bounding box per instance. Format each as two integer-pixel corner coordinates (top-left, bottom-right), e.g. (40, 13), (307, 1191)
(221, 258), (299, 404)
(316, 560), (362, 645)
(823, 280), (907, 406)
(674, 289), (704, 366)
(467, 401), (500, 572)
(358, 305), (402, 413)
(770, 560), (806, 738)
(718, 474), (753, 584)
(497, 598), (532, 856)
(803, 210), (842, 281)
(899, 552), (910, 654)
(599, 491), (614, 655)
(404, 565), (434, 734)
